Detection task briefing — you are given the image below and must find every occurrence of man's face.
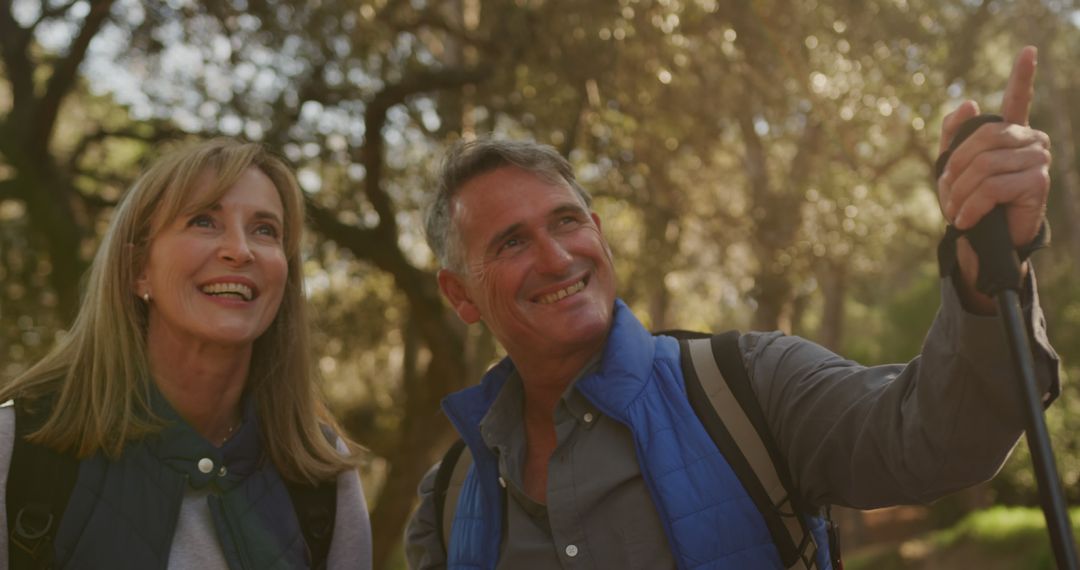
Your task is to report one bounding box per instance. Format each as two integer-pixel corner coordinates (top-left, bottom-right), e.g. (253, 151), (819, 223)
(438, 165), (617, 361)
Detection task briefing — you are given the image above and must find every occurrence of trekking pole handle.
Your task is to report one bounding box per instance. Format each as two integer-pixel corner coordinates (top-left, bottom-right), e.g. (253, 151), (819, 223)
(939, 113), (1078, 570)
(936, 114), (1024, 295)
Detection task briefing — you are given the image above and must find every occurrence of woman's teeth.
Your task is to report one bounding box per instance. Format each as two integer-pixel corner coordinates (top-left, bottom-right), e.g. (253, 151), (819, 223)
(201, 282), (253, 301)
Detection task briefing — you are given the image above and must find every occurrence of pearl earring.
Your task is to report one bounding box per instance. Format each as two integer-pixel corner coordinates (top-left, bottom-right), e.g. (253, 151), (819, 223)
(143, 292), (150, 303)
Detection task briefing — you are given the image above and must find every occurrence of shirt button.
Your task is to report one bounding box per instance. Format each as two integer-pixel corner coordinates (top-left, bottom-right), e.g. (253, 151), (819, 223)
(583, 412), (595, 423)
(565, 544), (579, 557)
(218, 466), (228, 477)
(197, 458), (214, 474)
(498, 476), (507, 488)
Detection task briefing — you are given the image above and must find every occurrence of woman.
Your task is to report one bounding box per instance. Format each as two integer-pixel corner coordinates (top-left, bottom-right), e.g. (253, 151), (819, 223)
(0, 139), (371, 568)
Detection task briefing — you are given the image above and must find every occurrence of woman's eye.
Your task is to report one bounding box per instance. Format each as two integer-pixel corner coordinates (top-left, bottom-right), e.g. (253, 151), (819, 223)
(255, 224), (280, 238)
(187, 214), (214, 228)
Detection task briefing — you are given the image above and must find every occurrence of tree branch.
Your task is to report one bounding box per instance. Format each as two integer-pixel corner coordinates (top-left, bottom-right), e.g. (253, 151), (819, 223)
(0, 178), (19, 201)
(385, 8), (481, 47)
(945, 0), (993, 85)
(35, 0), (80, 27)
(357, 65), (492, 239)
(909, 130), (937, 180)
(0, 1), (36, 117)
(868, 128), (926, 181)
(305, 192), (457, 358)
(304, 193), (384, 260)
(559, 85), (587, 158)
(66, 122), (180, 174)
(33, 0), (116, 153)
(74, 187), (118, 209)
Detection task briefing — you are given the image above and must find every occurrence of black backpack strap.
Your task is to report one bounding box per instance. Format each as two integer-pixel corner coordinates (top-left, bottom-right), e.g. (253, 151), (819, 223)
(677, 331), (821, 569)
(284, 477), (337, 570)
(433, 438), (473, 554)
(6, 399), (79, 570)
(285, 426), (340, 570)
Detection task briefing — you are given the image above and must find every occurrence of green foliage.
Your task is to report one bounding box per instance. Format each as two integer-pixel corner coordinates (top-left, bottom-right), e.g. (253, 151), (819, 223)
(847, 506), (1080, 570)
(838, 262), (940, 366)
(3, 0), (1080, 567)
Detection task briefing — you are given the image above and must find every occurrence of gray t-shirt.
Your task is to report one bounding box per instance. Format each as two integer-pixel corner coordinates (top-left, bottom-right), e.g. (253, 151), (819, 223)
(405, 275), (1060, 569)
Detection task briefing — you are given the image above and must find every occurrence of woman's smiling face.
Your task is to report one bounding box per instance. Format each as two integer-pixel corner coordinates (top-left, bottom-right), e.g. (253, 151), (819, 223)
(137, 166), (288, 350)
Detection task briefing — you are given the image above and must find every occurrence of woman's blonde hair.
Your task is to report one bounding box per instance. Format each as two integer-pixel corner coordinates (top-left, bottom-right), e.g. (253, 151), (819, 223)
(1, 138), (358, 483)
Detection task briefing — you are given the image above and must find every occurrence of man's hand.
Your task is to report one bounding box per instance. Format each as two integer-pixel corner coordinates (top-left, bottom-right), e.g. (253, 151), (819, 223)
(937, 46), (1051, 313)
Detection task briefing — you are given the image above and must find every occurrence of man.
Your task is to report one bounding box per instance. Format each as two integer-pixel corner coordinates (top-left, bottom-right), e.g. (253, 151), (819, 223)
(405, 46), (1059, 569)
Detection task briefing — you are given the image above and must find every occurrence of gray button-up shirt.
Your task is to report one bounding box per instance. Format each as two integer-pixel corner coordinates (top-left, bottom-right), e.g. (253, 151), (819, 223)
(481, 365), (676, 569)
(405, 275), (1060, 569)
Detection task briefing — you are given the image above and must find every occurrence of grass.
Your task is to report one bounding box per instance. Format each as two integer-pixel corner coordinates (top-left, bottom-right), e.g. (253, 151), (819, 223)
(845, 506), (1080, 570)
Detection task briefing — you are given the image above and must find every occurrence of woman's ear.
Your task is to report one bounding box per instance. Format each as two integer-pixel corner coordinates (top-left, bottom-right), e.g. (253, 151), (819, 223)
(128, 243), (150, 300)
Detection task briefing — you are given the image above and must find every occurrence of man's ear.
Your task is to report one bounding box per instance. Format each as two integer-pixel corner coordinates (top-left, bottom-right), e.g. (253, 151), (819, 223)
(590, 211), (615, 257)
(437, 268), (481, 324)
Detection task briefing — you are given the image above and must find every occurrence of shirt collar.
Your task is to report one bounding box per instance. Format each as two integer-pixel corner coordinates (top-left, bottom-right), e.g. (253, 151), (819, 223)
(147, 383), (262, 491)
(478, 353), (604, 454)
(559, 356), (602, 427)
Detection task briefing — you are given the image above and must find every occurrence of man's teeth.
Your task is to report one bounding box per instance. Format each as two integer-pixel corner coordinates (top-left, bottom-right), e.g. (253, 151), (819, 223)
(201, 282), (253, 301)
(538, 280), (585, 304)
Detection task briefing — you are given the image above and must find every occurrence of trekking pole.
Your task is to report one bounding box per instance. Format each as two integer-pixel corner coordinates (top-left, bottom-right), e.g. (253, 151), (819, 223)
(945, 114), (1078, 570)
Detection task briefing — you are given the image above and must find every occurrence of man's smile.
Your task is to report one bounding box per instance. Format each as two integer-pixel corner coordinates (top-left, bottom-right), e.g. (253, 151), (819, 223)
(533, 276), (589, 305)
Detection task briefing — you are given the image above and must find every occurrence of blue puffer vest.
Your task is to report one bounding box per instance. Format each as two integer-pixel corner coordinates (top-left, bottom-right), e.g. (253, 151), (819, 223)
(442, 299), (832, 569)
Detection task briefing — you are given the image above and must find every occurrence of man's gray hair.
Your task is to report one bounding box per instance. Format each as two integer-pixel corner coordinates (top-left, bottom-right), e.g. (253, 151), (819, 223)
(425, 137), (592, 270)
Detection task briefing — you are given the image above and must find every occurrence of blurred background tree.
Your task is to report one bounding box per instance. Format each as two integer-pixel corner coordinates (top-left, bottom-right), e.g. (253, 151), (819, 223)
(1, 0), (1078, 567)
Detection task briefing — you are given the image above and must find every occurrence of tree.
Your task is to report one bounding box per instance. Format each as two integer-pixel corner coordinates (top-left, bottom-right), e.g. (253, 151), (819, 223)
(3, 0), (1079, 566)
(0, 0), (178, 320)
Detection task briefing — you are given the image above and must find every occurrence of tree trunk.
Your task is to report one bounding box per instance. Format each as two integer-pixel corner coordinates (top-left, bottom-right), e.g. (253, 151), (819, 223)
(0, 1), (117, 323)
(640, 179), (679, 331)
(818, 260), (848, 352)
(738, 113), (822, 332)
(1039, 46), (1080, 267)
(14, 164), (85, 322)
(368, 372), (460, 570)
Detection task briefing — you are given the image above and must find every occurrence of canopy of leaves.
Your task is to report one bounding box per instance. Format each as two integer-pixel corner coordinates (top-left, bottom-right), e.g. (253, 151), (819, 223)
(2, 0), (1078, 566)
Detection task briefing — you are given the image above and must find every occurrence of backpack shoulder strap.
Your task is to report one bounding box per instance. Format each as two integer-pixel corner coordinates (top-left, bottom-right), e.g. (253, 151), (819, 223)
(6, 399), (79, 570)
(284, 428), (340, 570)
(433, 438), (472, 554)
(284, 478), (337, 570)
(677, 331), (820, 570)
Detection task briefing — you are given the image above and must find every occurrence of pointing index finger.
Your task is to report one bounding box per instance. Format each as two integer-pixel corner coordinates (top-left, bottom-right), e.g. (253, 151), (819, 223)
(1001, 46), (1038, 126)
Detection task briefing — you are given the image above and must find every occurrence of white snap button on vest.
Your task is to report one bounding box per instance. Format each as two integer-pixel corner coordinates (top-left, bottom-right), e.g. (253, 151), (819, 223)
(498, 476), (507, 488)
(218, 466), (228, 477)
(565, 544), (579, 557)
(197, 458), (214, 474)
(583, 412), (595, 423)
